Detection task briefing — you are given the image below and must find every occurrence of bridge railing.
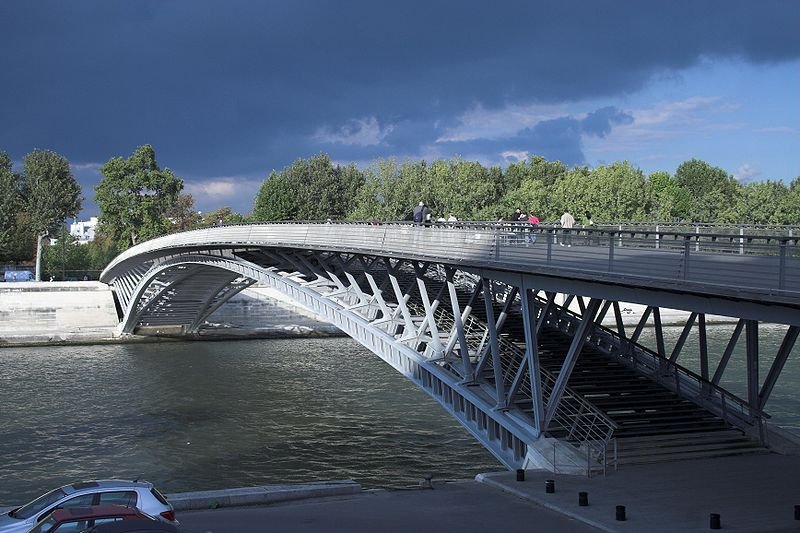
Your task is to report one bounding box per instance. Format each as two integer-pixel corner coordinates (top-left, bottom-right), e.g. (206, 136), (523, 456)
(103, 222), (800, 299)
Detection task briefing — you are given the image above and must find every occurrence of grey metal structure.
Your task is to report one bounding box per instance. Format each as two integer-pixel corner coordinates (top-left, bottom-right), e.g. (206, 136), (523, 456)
(100, 222), (800, 473)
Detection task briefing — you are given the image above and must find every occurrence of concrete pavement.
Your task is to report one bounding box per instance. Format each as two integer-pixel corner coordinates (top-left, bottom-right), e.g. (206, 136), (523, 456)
(169, 452), (800, 532)
(479, 453), (800, 533)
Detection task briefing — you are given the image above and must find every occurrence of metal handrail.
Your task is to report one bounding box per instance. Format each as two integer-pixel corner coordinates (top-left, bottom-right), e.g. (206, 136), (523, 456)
(590, 325), (770, 426)
(102, 223), (800, 304)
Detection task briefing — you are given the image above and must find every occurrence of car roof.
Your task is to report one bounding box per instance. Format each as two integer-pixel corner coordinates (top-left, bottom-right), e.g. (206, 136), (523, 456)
(48, 505), (143, 520)
(62, 480), (154, 495)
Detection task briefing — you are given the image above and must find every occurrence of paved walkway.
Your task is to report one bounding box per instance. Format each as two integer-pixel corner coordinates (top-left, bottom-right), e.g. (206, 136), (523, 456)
(172, 453), (800, 532)
(478, 453), (800, 533)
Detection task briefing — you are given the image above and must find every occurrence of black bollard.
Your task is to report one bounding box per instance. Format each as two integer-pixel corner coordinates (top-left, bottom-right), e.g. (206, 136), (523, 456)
(578, 491), (588, 506)
(545, 479), (555, 493)
(709, 513), (721, 530)
(516, 469), (525, 482)
(795, 504), (800, 520)
(616, 505), (626, 521)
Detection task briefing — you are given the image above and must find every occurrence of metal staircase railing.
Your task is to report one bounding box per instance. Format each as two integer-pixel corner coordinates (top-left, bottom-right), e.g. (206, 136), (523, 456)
(406, 299), (618, 473)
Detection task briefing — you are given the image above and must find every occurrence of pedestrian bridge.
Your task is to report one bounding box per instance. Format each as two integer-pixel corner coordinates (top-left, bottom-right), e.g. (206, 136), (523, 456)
(100, 222), (800, 474)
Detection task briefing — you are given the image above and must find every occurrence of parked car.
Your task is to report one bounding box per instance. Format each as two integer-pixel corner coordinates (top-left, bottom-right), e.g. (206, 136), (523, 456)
(26, 504), (162, 533)
(0, 481), (178, 533)
(81, 520), (179, 533)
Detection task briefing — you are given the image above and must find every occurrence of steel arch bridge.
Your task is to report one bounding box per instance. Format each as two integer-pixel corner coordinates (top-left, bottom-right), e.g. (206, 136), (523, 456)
(100, 222), (800, 474)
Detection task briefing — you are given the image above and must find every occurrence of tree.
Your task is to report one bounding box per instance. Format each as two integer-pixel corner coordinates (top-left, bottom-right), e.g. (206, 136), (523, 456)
(0, 152), (22, 259)
(43, 225), (89, 280)
(647, 171), (691, 221)
(95, 145), (183, 248)
(21, 149), (82, 280)
(198, 206), (246, 227)
(675, 159), (739, 222)
(165, 193), (201, 232)
(252, 153), (365, 221)
(728, 180), (791, 224)
(252, 171), (296, 221)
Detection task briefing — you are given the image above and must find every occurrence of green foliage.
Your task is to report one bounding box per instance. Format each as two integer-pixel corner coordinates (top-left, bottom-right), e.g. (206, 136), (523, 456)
(198, 206), (246, 227)
(95, 145), (183, 248)
(166, 194), (201, 232)
(647, 171), (691, 221)
(22, 149), (82, 235)
(491, 176), (554, 221)
(675, 159), (739, 222)
(42, 226), (121, 278)
(21, 149), (82, 279)
(252, 171), (296, 221)
(0, 152), (22, 259)
(251, 153), (365, 222)
(728, 180), (792, 224)
(351, 157), (505, 221)
(43, 226), (88, 278)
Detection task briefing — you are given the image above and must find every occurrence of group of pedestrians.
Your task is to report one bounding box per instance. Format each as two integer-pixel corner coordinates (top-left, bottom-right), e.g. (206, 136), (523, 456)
(505, 208), (540, 245)
(413, 202), (458, 225)
(411, 202), (592, 249)
(502, 207), (590, 247)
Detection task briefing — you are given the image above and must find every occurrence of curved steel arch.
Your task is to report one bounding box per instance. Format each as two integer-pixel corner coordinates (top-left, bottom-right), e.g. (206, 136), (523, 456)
(114, 250), (552, 470)
(101, 224), (800, 473)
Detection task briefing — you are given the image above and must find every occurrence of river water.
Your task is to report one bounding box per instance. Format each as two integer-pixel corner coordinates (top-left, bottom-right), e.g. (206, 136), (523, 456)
(0, 337), (498, 505)
(1, 329), (798, 505)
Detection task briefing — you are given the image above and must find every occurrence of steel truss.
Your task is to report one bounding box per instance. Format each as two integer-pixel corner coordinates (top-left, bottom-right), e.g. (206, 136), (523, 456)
(104, 245), (796, 473)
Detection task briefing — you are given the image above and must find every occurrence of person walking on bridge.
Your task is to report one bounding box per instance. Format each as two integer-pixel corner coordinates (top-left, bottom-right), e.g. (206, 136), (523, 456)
(413, 202), (424, 225)
(560, 209), (575, 247)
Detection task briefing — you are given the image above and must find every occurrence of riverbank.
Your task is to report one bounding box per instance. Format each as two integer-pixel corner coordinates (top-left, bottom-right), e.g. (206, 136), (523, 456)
(0, 282), (341, 347)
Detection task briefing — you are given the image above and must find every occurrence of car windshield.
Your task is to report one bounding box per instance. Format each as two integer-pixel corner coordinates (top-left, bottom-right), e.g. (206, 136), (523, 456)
(11, 487), (68, 519)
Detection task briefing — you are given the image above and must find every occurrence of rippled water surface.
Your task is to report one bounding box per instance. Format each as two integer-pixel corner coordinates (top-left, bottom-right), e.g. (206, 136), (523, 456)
(0, 338), (499, 505)
(1, 328), (798, 506)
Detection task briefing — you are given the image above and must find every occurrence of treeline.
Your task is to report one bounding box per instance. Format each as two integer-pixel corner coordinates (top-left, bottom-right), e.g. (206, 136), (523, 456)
(253, 153), (800, 225)
(2, 145), (799, 277)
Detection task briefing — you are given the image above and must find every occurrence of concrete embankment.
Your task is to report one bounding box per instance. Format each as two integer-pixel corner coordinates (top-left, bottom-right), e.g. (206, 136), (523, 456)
(0, 281), (120, 345)
(0, 282), (340, 347)
(166, 480), (362, 511)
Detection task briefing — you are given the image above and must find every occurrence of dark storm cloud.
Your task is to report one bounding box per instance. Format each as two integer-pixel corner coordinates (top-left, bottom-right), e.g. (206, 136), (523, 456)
(1, 0), (798, 209)
(437, 115), (586, 167)
(581, 107), (634, 138)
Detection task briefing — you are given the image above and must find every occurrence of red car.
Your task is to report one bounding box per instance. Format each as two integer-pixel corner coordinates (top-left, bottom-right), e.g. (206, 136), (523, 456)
(26, 505), (172, 533)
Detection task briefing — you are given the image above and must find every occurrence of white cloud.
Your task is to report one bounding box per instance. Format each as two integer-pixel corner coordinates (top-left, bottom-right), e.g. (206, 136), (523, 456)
(500, 150), (529, 162)
(631, 96), (724, 126)
(314, 116), (393, 146)
(184, 176), (261, 201)
(436, 102), (571, 143)
(734, 164), (760, 181)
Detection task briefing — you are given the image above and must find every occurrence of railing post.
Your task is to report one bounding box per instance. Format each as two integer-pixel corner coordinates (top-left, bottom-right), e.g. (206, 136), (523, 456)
(740, 227), (744, 255)
(608, 232), (615, 272)
(683, 236), (690, 279)
(547, 230), (553, 264)
(695, 225), (700, 252)
(655, 224), (660, 250)
(779, 239), (787, 289)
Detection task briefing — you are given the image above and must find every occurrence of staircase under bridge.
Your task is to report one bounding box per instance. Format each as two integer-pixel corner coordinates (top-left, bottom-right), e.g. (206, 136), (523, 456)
(99, 222), (800, 475)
